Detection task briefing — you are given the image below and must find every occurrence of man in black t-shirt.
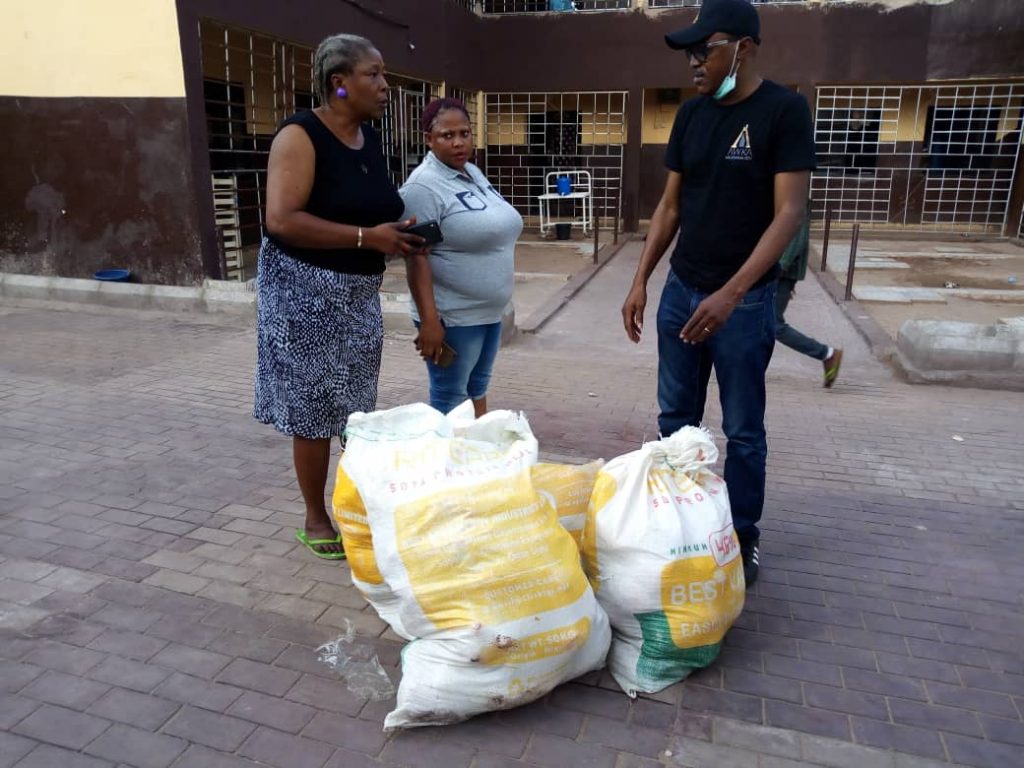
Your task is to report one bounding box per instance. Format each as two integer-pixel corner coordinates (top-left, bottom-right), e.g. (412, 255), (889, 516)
(621, 0), (816, 586)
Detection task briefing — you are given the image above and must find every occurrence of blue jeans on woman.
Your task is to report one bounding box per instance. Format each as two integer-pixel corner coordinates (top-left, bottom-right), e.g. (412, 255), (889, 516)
(416, 321), (503, 414)
(656, 270), (776, 544)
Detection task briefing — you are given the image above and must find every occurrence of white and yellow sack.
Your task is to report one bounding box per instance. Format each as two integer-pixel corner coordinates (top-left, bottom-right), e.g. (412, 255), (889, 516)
(331, 467), (402, 631)
(335, 460), (601, 616)
(341, 401), (610, 729)
(531, 460), (603, 550)
(582, 426), (744, 697)
(333, 460), (602, 601)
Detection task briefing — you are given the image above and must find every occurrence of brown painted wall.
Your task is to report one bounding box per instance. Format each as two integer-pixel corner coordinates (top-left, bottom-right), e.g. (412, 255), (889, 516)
(0, 97), (204, 284)
(176, 0), (480, 87)
(175, 0), (1024, 93)
(468, 0), (1022, 91)
(926, 0), (1024, 81)
(639, 143), (670, 221)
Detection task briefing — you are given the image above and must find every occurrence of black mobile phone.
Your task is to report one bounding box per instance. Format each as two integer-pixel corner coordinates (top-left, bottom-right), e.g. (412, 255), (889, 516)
(403, 220), (443, 247)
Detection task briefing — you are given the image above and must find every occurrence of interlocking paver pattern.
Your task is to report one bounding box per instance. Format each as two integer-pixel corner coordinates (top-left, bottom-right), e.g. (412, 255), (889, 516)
(2, 241), (1023, 767)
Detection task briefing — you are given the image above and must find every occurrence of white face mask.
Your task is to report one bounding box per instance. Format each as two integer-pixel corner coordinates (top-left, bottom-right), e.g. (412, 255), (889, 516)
(713, 42), (742, 101)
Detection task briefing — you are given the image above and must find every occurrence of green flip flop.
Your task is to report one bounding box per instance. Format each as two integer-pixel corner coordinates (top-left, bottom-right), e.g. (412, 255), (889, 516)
(823, 348), (843, 389)
(295, 529), (347, 560)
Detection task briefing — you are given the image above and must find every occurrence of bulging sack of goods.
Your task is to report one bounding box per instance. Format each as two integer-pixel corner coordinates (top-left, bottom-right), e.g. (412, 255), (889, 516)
(331, 467), (402, 632)
(531, 460), (603, 550)
(339, 401), (610, 729)
(582, 426), (744, 697)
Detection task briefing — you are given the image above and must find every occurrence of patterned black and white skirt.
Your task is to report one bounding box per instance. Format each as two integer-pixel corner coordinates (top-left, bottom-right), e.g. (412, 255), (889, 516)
(253, 238), (384, 439)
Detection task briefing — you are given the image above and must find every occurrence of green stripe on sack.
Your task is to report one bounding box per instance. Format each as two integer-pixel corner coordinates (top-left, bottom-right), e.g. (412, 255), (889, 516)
(634, 611), (722, 687)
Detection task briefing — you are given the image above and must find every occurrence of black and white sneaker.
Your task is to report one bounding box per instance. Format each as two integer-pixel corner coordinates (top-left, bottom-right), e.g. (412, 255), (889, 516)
(741, 539), (760, 587)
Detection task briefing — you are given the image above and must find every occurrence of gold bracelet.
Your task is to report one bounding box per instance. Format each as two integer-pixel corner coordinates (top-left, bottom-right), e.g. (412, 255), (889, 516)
(357, 227), (363, 248)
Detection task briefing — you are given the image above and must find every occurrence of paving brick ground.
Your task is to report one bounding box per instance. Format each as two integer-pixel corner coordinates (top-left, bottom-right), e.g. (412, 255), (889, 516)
(1, 241), (1023, 768)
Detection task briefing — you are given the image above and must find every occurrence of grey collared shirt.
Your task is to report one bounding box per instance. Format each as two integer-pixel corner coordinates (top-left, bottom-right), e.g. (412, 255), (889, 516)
(399, 152), (524, 326)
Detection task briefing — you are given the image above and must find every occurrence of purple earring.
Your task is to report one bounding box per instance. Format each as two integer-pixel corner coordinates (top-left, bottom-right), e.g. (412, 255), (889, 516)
(336, 87), (348, 99)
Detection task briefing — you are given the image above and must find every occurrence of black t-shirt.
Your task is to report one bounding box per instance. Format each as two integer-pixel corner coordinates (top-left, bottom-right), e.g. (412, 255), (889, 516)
(268, 111), (404, 275)
(665, 80), (816, 292)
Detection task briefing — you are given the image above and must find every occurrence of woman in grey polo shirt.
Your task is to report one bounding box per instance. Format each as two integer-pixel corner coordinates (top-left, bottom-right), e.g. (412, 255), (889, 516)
(400, 98), (524, 416)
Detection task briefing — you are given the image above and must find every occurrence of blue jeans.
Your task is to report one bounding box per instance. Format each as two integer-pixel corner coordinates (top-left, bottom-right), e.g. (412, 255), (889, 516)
(656, 271), (776, 543)
(416, 321), (503, 414)
(775, 278), (828, 360)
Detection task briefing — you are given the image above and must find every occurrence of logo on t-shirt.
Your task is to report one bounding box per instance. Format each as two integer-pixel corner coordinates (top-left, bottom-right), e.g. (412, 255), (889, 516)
(455, 191), (488, 211)
(725, 125), (753, 161)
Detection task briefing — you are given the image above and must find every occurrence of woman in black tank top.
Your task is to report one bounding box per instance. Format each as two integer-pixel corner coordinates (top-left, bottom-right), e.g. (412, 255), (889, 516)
(253, 34), (425, 560)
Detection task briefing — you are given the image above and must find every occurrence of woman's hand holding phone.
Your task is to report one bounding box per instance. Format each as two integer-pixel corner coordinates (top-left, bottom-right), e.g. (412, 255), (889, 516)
(401, 220), (443, 247)
(365, 217), (425, 256)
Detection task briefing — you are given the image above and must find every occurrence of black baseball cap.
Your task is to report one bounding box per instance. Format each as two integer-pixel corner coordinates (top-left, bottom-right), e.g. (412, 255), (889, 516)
(665, 0), (761, 50)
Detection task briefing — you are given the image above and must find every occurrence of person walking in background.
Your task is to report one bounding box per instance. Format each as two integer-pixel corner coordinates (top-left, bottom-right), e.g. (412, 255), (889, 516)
(775, 202), (843, 387)
(254, 34), (423, 560)
(621, 0), (816, 586)
(399, 97), (524, 417)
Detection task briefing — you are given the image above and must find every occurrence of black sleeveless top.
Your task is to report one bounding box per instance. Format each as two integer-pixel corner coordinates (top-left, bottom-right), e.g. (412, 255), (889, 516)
(268, 110), (403, 275)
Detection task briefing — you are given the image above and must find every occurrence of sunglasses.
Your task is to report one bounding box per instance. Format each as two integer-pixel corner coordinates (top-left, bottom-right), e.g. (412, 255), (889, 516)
(684, 38), (737, 65)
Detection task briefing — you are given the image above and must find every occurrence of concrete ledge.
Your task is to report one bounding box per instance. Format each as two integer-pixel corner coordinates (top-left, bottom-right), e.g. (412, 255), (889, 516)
(0, 272), (255, 314)
(809, 262), (897, 363)
(380, 291), (413, 332)
(3, 270), (528, 348)
(201, 279), (256, 313)
(895, 318), (1024, 391)
(852, 286), (945, 303)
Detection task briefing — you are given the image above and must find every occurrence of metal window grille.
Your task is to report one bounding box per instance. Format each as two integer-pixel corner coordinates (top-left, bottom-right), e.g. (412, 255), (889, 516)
(200, 20), (313, 280)
(812, 83), (1024, 234)
(199, 20), (443, 279)
(449, 86), (483, 137)
(481, 1), (631, 13)
(484, 91), (627, 226)
(372, 75), (442, 188)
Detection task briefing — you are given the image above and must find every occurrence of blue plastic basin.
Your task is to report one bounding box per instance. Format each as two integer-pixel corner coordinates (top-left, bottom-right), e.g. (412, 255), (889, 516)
(93, 269), (132, 282)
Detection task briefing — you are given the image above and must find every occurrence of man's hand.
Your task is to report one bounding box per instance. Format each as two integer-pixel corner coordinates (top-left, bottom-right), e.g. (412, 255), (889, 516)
(680, 289), (739, 344)
(414, 317), (445, 363)
(622, 283), (648, 343)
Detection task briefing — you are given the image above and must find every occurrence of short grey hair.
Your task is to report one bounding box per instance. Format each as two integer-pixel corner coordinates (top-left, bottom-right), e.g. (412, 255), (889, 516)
(313, 34), (377, 106)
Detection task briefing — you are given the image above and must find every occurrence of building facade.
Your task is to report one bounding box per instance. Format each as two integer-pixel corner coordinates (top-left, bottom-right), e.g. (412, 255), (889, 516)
(1, 0), (1021, 284)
